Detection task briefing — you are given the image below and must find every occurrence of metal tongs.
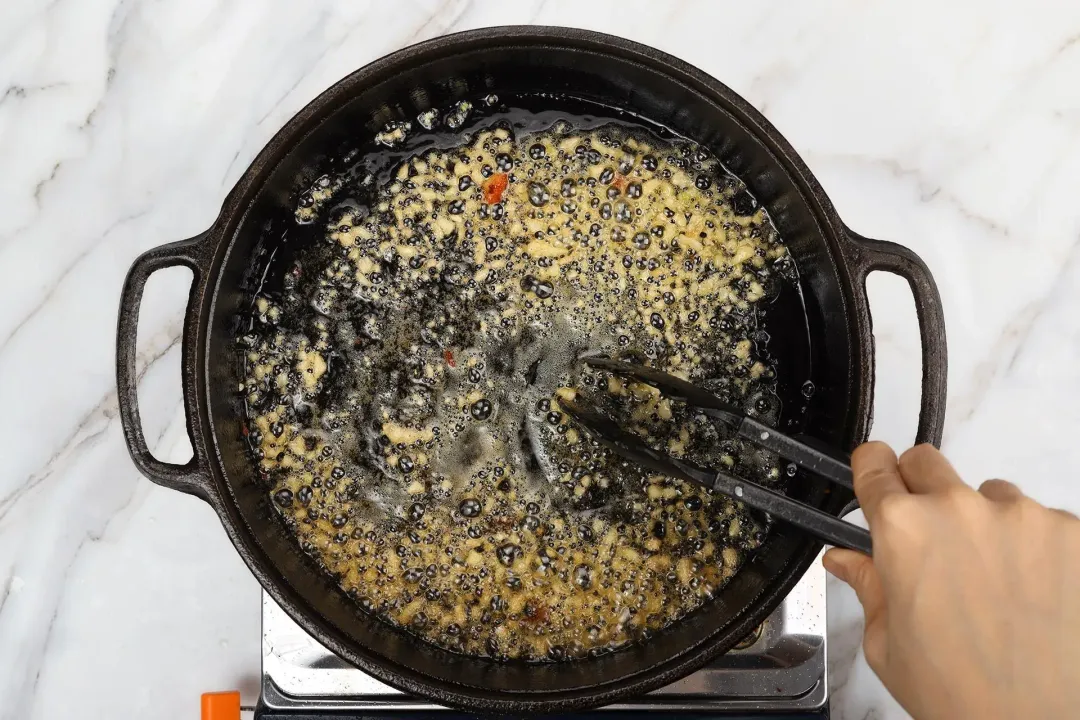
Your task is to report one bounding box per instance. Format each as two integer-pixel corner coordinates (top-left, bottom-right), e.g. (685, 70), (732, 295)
(563, 358), (872, 555)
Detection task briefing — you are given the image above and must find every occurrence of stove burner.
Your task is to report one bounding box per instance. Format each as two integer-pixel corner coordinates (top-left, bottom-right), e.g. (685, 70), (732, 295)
(255, 553), (827, 716)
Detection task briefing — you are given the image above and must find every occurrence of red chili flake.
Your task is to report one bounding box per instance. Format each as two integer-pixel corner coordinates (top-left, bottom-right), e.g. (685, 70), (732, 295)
(241, 423), (250, 437)
(521, 600), (548, 624)
(612, 174), (629, 193)
(491, 516), (515, 530)
(482, 173), (508, 204)
(443, 349), (456, 367)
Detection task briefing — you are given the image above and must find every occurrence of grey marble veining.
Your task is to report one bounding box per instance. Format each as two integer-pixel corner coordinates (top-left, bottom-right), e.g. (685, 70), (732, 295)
(2, 1), (1080, 718)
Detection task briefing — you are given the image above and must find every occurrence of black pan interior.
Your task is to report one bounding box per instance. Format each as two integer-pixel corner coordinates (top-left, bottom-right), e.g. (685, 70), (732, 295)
(203, 31), (859, 706)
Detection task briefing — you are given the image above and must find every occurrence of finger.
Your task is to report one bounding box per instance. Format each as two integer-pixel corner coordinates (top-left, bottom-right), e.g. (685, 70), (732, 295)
(979, 478), (1025, 503)
(897, 443), (965, 494)
(825, 549), (890, 673)
(851, 441), (908, 525)
(823, 548), (886, 628)
(1052, 508), (1079, 521)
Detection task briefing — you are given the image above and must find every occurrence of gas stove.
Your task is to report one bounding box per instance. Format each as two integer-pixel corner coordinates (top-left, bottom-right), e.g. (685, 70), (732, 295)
(250, 553), (827, 718)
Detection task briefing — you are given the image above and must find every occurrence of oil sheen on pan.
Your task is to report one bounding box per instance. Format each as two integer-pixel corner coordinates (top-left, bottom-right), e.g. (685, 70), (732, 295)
(235, 94), (805, 662)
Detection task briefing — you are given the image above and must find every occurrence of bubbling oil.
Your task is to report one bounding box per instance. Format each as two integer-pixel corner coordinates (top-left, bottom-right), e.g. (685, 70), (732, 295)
(239, 100), (791, 661)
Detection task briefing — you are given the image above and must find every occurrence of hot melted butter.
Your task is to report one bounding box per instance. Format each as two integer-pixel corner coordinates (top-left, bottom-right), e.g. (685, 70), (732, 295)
(240, 115), (790, 661)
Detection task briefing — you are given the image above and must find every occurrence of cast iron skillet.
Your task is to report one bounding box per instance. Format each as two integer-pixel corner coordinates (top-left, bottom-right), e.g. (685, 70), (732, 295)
(116, 27), (947, 712)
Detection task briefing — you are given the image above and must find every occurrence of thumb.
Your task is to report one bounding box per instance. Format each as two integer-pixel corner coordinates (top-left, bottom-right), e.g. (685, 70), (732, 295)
(823, 548), (886, 624)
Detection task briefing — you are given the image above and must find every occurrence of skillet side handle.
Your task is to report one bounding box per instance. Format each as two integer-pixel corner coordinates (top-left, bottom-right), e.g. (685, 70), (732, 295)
(846, 229), (949, 449)
(116, 234), (214, 501)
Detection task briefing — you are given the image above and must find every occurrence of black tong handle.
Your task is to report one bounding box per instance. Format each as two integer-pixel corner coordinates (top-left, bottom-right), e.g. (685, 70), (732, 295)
(710, 469), (872, 555)
(738, 416), (854, 490)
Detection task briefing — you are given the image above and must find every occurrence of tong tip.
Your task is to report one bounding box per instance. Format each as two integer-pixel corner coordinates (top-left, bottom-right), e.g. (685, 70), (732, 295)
(561, 395), (714, 489)
(580, 356), (742, 424)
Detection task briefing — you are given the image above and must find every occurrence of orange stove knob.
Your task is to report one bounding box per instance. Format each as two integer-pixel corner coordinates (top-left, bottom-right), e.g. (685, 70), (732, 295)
(200, 691), (240, 720)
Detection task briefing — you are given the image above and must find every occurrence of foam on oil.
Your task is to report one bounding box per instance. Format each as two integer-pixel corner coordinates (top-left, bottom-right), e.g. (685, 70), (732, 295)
(237, 95), (796, 661)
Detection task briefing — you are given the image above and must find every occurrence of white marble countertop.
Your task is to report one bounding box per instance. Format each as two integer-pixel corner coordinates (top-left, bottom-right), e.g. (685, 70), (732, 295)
(2, 1), (1079, 718)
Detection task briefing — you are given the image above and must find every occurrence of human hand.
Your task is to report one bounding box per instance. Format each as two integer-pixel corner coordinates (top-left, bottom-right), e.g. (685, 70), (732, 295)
(823, 442), (1080, 720)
